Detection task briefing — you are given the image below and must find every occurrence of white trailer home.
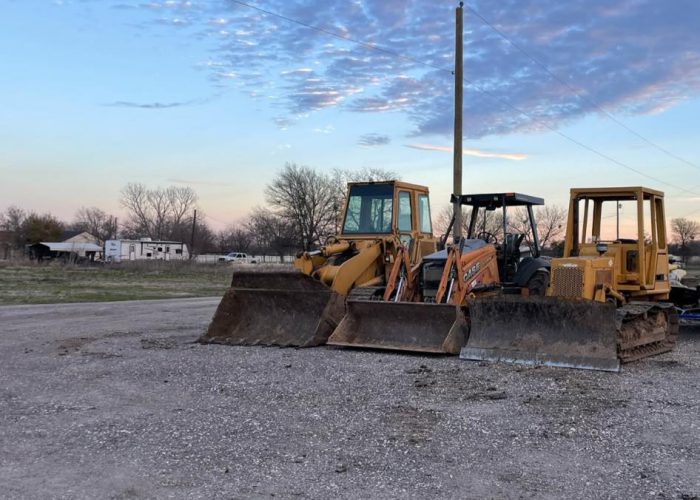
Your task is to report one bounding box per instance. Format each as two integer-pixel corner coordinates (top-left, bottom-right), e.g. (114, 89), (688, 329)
(105, 238), (189, 262)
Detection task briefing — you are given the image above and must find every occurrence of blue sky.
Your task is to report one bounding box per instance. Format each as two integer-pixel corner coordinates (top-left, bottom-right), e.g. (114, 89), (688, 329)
(1, 0), (699, 230)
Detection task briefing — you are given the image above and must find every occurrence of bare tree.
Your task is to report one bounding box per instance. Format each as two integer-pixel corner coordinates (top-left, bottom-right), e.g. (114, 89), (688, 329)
(120, 183), (152, 237)
(247, 208), (296, 259)
(265, 163), (337, 250)
(120, 183), (199, 241)
(507, 205), (567, 249)
(671, 217), (699, 261)
(433, 204), (468, 237)
(0, 206), (27, 248)
(433, 204), (509, 241)
(217, 224), (253, 253)
(535, 205), (567, 249)
(148, 188), (171, 240)
(167, 186), (198, 230)
(672, 217), (699, 246)
(71, 207), (118, 242)
(191, 219), (216, 254)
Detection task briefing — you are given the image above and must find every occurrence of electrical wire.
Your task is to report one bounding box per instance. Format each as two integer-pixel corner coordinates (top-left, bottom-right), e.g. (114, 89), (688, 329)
(226, 0), (700, 198)
(463, 4), (700, 173)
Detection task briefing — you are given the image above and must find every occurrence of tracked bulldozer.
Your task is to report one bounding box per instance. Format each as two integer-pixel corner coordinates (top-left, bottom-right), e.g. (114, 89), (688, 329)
(462, 187), (678, 372)
(328, 192), (551, 353)
(200, 180), (438, 347)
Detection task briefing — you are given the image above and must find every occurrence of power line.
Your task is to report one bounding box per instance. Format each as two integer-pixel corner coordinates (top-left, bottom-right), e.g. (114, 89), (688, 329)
(227, 0), (700, 197)
(202, 213), (230, 225)
(463, 4), (700, 174)
(460, 78), (700, 197)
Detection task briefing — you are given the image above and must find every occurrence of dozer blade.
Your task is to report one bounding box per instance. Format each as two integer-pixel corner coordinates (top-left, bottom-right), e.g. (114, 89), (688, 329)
(328, 301), (468, 354)
(461, 296), (621, 372)
(200, 270), (344, 347)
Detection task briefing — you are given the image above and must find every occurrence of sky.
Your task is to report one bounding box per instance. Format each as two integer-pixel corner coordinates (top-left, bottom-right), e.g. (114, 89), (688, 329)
(1, 0), (699, 232)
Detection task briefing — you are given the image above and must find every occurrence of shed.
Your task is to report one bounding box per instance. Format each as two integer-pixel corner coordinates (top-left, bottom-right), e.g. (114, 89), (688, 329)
(29, 242), (103, 261)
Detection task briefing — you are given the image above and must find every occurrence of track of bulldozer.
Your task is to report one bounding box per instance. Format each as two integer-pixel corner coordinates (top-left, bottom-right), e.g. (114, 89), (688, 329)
(616, 303), (678, 363)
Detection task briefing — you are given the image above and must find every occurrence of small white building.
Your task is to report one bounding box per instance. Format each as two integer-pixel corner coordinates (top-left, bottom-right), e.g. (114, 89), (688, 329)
(105, 238), (189, 262)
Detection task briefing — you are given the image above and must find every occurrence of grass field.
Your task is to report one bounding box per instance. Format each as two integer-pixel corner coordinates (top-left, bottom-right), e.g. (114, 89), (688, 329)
(0, 261), (234, 305)
(0, 260), (696, 307)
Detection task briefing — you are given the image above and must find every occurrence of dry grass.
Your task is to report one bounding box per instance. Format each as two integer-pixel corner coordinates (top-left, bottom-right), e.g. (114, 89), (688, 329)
(0, 261), (236, 305)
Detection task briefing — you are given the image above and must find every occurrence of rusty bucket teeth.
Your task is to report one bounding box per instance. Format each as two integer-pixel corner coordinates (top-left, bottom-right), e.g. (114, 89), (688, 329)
(199, 270), (342, 348)
(461, 296), (622, 372)
(328, 300), (468, 354)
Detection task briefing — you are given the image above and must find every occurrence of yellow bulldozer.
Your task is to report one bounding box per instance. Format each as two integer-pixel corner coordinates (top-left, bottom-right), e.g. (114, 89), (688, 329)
(462, 186), (678, 372)
(200, 180), (438, 347)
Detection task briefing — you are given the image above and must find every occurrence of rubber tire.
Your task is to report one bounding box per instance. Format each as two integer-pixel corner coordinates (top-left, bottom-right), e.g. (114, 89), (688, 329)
(527, 270), (550, 296)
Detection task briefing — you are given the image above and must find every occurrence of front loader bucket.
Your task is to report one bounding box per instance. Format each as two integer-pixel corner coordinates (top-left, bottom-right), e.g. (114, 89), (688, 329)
(200, 270), (343, 347)
(461, 296), (621, 372)
(328, 301), (468, 354)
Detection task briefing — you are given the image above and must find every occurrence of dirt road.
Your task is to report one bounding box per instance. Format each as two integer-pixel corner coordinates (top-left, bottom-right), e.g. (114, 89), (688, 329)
(1, 298), (698, 499)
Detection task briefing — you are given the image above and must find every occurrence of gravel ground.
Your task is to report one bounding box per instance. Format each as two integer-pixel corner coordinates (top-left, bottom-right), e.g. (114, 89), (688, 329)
(0, 298), (698, 499)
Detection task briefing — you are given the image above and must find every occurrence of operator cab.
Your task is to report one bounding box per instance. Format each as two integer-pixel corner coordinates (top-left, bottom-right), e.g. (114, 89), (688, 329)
(338, 180), (436, 263)
(451, 192), (545, 282)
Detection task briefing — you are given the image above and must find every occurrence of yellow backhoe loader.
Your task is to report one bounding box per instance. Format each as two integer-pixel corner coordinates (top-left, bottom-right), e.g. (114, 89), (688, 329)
(200, 180), (438, 347)
(328, 192), (552, 354)
(462, 187), (678, 372)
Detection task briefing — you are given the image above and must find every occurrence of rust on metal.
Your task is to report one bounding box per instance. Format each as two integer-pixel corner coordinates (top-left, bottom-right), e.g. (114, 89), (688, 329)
(328, 301), (467, 354)
(199, 270), (340, 347)
(461, 295), (622, 372)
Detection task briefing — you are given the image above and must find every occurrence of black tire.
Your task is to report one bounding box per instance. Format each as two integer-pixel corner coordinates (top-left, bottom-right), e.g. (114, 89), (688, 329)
(527, 270), (550, 296)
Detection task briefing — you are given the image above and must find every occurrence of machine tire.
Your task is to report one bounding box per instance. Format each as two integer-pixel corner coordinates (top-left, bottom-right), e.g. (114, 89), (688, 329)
(527, 270), (550, 296)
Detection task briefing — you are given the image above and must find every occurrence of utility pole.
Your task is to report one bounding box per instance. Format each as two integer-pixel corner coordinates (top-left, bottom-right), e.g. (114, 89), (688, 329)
(453, 2), (464, 244)
(190, 209), (197, 258)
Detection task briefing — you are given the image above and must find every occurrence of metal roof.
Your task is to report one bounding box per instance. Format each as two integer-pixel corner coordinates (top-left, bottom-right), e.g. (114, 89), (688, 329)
(569, 186), (664, 199)
(38, 242), (103, 252)
(450, 192), (545, 208)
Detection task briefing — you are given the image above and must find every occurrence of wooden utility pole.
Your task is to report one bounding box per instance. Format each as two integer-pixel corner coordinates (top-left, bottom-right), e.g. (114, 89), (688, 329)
(190, 209), (197, 258)
(453, 2), (464, 243)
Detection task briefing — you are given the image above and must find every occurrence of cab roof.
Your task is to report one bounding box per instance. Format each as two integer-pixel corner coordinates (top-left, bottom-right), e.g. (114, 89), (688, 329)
(347, 180), (429, 192)
(450, 192), (544, 208)
(570, 186), (664, 199)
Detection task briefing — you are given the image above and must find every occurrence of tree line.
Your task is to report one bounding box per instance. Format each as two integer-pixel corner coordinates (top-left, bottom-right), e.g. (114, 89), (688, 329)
(2, 163), (698, 260)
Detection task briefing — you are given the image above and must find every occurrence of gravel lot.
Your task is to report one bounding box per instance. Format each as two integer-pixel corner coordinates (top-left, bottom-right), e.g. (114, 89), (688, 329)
(0, 298), (698, 499)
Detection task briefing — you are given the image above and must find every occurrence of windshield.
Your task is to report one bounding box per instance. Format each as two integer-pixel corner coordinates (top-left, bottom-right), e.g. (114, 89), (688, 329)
(342, 184), (394, 234)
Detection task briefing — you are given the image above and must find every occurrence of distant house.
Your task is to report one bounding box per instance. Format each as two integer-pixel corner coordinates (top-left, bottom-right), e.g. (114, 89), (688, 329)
(29, 242), (103, 261)
(105, 238), (189, 262)
(61, 230), (100, 245)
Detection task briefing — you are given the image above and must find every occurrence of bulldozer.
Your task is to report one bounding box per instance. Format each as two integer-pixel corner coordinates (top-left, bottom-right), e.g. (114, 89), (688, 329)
(327, 192), (552, 354)
(200, 180), (438, 347)
(462, 186), (678, 372)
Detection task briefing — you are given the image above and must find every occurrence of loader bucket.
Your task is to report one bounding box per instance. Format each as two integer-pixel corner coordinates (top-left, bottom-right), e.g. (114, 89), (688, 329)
(328, 301), (468, 354)
(200, 270), (344, 347)
(461, 296), (621, 372)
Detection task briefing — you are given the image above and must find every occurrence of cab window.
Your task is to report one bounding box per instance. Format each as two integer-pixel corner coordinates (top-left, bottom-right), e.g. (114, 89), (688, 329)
(342, 184), (394, 234)
(398, 191), (412, 232)
(418, 194), (432, 233)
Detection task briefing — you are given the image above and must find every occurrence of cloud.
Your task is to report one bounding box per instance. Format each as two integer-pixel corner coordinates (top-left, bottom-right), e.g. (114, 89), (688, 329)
(129, 0), (700, 138)
(105, 101), (187, 109)
(313, 125), (335, 134)
(406, 143), (527, 161)
(358, 133), (390, 146)
(104, 92), (223, 109)
(167, 178), (234, 187)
